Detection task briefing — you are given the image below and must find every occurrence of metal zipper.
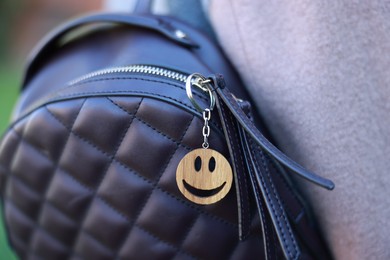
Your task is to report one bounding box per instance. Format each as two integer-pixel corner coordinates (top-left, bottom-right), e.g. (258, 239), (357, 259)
(68, 64), (188, 86)
(67, 65), (228, 114)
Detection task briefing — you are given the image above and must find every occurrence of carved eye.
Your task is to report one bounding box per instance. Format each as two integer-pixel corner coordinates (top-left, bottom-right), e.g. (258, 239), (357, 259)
(209, 156), (216, 172)
(194, 156), (202, 171)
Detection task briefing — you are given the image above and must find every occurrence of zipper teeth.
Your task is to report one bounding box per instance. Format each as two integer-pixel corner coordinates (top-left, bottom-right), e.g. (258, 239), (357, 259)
(68, 65), (188, 85)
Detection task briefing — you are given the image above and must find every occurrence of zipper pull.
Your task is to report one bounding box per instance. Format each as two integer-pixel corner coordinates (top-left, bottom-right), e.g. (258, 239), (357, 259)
(183, 73), (253, 240)
(176, 74), (233, 205)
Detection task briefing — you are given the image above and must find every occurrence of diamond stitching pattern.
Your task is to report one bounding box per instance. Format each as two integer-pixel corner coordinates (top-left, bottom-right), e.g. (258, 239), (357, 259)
(115, 114), (194, 259)
(69, 97), (143, 257)
(4, 126), (212, 254)
(6, 144), (136, 259)
(42, 97), (201, 258)
(0, 95), (265, 259)
(27, 98), (86, 257)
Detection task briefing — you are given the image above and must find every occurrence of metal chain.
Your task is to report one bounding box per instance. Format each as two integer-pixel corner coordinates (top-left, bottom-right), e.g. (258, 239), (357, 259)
(202, 108), (211, 149)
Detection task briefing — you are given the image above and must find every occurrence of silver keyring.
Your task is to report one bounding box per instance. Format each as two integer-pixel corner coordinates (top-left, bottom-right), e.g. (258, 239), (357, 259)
(186, 73), (215, 113)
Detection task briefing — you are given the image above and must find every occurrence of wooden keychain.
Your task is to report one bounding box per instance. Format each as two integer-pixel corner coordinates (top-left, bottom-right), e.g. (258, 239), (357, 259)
(176, 74), (233, 205)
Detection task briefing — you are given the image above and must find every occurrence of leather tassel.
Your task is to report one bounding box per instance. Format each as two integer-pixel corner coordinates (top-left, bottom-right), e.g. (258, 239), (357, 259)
(240, 126), (301, 260)
(215, 91), (300, 260)
(236, 121), (280, 260)
(210, 74), (335, 260)
(214, 91), (252, 240)
(210, 75), (335, 190)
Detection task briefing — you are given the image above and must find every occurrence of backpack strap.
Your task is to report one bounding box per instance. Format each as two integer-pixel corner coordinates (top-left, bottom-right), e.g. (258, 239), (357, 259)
(133, 0), (153, 14)
(23, 12), (198, 87)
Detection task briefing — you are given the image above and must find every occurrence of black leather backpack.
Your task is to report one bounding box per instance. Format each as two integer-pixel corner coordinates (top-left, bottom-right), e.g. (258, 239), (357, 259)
(0, 8), (334, 260)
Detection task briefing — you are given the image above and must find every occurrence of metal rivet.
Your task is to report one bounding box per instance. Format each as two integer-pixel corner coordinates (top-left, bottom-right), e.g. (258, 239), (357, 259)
(175, 30), (187, 39)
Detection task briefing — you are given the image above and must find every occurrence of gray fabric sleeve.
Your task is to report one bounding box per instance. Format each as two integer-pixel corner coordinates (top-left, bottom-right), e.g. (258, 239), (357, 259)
(208, 0), (390, 259)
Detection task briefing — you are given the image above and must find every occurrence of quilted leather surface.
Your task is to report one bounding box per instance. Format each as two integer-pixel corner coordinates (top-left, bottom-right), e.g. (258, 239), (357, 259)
(0, 93), (271, 259)
(0, 13), (332, 260)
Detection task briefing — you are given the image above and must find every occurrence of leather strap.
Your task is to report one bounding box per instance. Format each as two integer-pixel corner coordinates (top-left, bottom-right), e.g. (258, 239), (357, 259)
(216, 91), (300, 260)
(236, 115), (280, 260)
(23, 12), (198, 87)
(244, 130), (300, 260)
(215, 96), (252, 240)
(209, 75), (335, 190)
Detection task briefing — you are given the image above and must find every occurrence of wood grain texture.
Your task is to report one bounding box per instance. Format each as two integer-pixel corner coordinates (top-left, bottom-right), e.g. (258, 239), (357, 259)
(176, 148), (233, 205)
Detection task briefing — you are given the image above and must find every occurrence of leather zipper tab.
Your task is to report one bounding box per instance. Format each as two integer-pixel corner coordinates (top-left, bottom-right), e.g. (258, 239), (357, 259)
(208, 74), (335, 190)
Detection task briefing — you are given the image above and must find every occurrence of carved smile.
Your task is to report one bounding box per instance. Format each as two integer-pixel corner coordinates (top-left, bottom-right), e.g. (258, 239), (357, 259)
(182, 180), (226, 197)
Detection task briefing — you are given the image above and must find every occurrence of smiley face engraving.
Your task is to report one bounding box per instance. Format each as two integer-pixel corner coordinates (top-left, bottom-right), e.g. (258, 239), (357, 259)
(176, 148), (233, 205)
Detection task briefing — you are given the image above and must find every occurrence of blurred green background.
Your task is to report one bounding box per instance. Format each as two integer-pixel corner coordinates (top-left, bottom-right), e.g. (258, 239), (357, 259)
(0, 1), (103, 258)
(1, 1), (23, 258)
(0, 68), (19, 259)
